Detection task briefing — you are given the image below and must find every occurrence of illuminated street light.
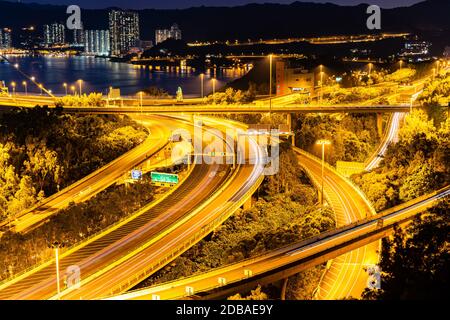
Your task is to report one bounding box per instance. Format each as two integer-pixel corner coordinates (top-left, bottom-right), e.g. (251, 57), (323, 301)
(49, 241), (65, 299)
(399, 60), (403, 70)
(38, 84), (43, 95)
(368, 63), (373, 86)
(63, 83), (68, 96)
(22, 81), (27, 95)
(319, 64), (325, 103)
(70, 85), (76, 96)
(212, 78), (216, 105)
(269, 54), (274, 118)
(138, 91), (144, 112)
(316, 139), (331, 206)
(14, 63), (19, 69)
(200, 73), (204, 99)
(11, 82), (16, 96)
(78, 79), (83, 96)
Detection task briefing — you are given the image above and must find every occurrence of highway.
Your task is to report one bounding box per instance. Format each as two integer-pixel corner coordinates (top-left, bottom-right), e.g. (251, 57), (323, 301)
(0, 115), (174, 234)
(17, 104), (421, 114)
(314, 109), (404, 299)
(296, 149), (378, 300)
(0, 116), (265, 300)
(105, 186), (449, 300)
(0, 96), (419, 115)
(365, 112), (403, 171)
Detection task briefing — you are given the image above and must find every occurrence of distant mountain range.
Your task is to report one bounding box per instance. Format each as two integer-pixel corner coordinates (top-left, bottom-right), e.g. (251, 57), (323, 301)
(0, 0), (449, 44)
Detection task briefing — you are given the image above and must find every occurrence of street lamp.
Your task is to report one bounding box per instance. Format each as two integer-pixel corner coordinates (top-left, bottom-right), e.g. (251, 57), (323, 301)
(38, 84), (43, 95)
(70, 85), (76, 96)
(319, 65), (325, 103)
(22, 81), (27, 95)
(269, 54), (274, 117)
(316, 139), (331, 206)
(212, 78), (216, 105)
(138, 91), (143, 112)
(11, 82), (16, 96)
(63, 83), (68, 96)
(78, 79), (83, 96)
(200, 73), (204, 99)
(368, 63), (373, 85)
(399, 60), (403, 70)
(48, 241), (66, 299)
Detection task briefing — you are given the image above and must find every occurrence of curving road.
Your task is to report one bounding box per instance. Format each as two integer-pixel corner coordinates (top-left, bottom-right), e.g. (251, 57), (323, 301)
(0, 115), (173, 234)
(105, 186), (449, 300)
(295, 149), (379, 300)
(0, 115), (265, 300)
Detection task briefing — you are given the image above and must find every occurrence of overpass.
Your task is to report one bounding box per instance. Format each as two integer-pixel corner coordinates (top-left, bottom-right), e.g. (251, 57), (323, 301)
(0, 100), (420, 115)
(105, 186), (449, 300)
(0, 116), (266, 300)
(0, 116), (176, 234)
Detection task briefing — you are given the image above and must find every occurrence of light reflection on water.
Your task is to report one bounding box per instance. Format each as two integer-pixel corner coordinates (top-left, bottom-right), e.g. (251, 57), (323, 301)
(0, 56), (247, 97)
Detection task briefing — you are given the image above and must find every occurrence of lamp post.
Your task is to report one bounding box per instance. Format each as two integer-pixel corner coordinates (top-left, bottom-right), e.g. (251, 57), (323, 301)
(212, 78), (216, 105)
(78, 79), (83, 96)
(368, 63), (373, 86)
(316, 139), (331, 206)
(38, 84), (43, 95)
(11, 82), (16, 96)
(48, 241), (65, 299)
(63, 83), (68, 96)
(70, 85), (76, 96)
(269, 54), (273, 117)
(22, 81), (27, 95)
(319, 64), (324, 103)
(139, 91), (143, 112)
(399, 60), (403, 70)
(200, 73), (204, 99)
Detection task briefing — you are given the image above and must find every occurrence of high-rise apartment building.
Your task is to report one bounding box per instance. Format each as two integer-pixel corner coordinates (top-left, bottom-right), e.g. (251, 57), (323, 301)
(84, 30), (110, 56)
(109, 10), (140, 56)
(155, 23), (182, 45)
(73, 22), (85, 46)
(0, 28), (12, 49)
(43, 23), (66, 46)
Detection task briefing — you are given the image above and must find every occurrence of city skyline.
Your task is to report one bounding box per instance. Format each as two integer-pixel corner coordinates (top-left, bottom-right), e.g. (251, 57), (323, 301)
(0, 0), (448, 307)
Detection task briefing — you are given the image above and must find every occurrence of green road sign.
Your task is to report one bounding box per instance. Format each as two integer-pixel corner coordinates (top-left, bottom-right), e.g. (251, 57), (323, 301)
(151, 172), (179, 184)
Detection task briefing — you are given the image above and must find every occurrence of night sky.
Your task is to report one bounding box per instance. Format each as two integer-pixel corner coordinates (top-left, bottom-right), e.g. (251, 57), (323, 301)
(18, 0), (425, 9)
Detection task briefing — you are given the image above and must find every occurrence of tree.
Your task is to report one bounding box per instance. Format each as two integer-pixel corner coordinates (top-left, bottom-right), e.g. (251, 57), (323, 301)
(24, 145), (63, 194)
(363, 200), (449, 300)
(228, 286), (268, 300)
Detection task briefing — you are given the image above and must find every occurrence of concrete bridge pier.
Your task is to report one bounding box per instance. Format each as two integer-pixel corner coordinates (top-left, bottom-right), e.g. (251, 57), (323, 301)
(377, 113), (383, 138)
(287, 113), (295, 146)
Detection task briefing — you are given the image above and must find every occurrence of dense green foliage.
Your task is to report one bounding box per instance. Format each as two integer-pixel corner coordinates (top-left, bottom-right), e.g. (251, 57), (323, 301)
(353, 110), (449, 212)
(321, 87), (394, 105)
(418, 72), (450, 108)
(55, 93), (105, 107)
(0, 107), (147, 221)
(285, 266), (324, 300)
(0, 179), (154, 281)
(363, 199), (449, 300)
(228, 286), (269, 300)
(135, 144), (335, 297)
(294, 113), (380, 165)
(206, 87), (256, 105)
